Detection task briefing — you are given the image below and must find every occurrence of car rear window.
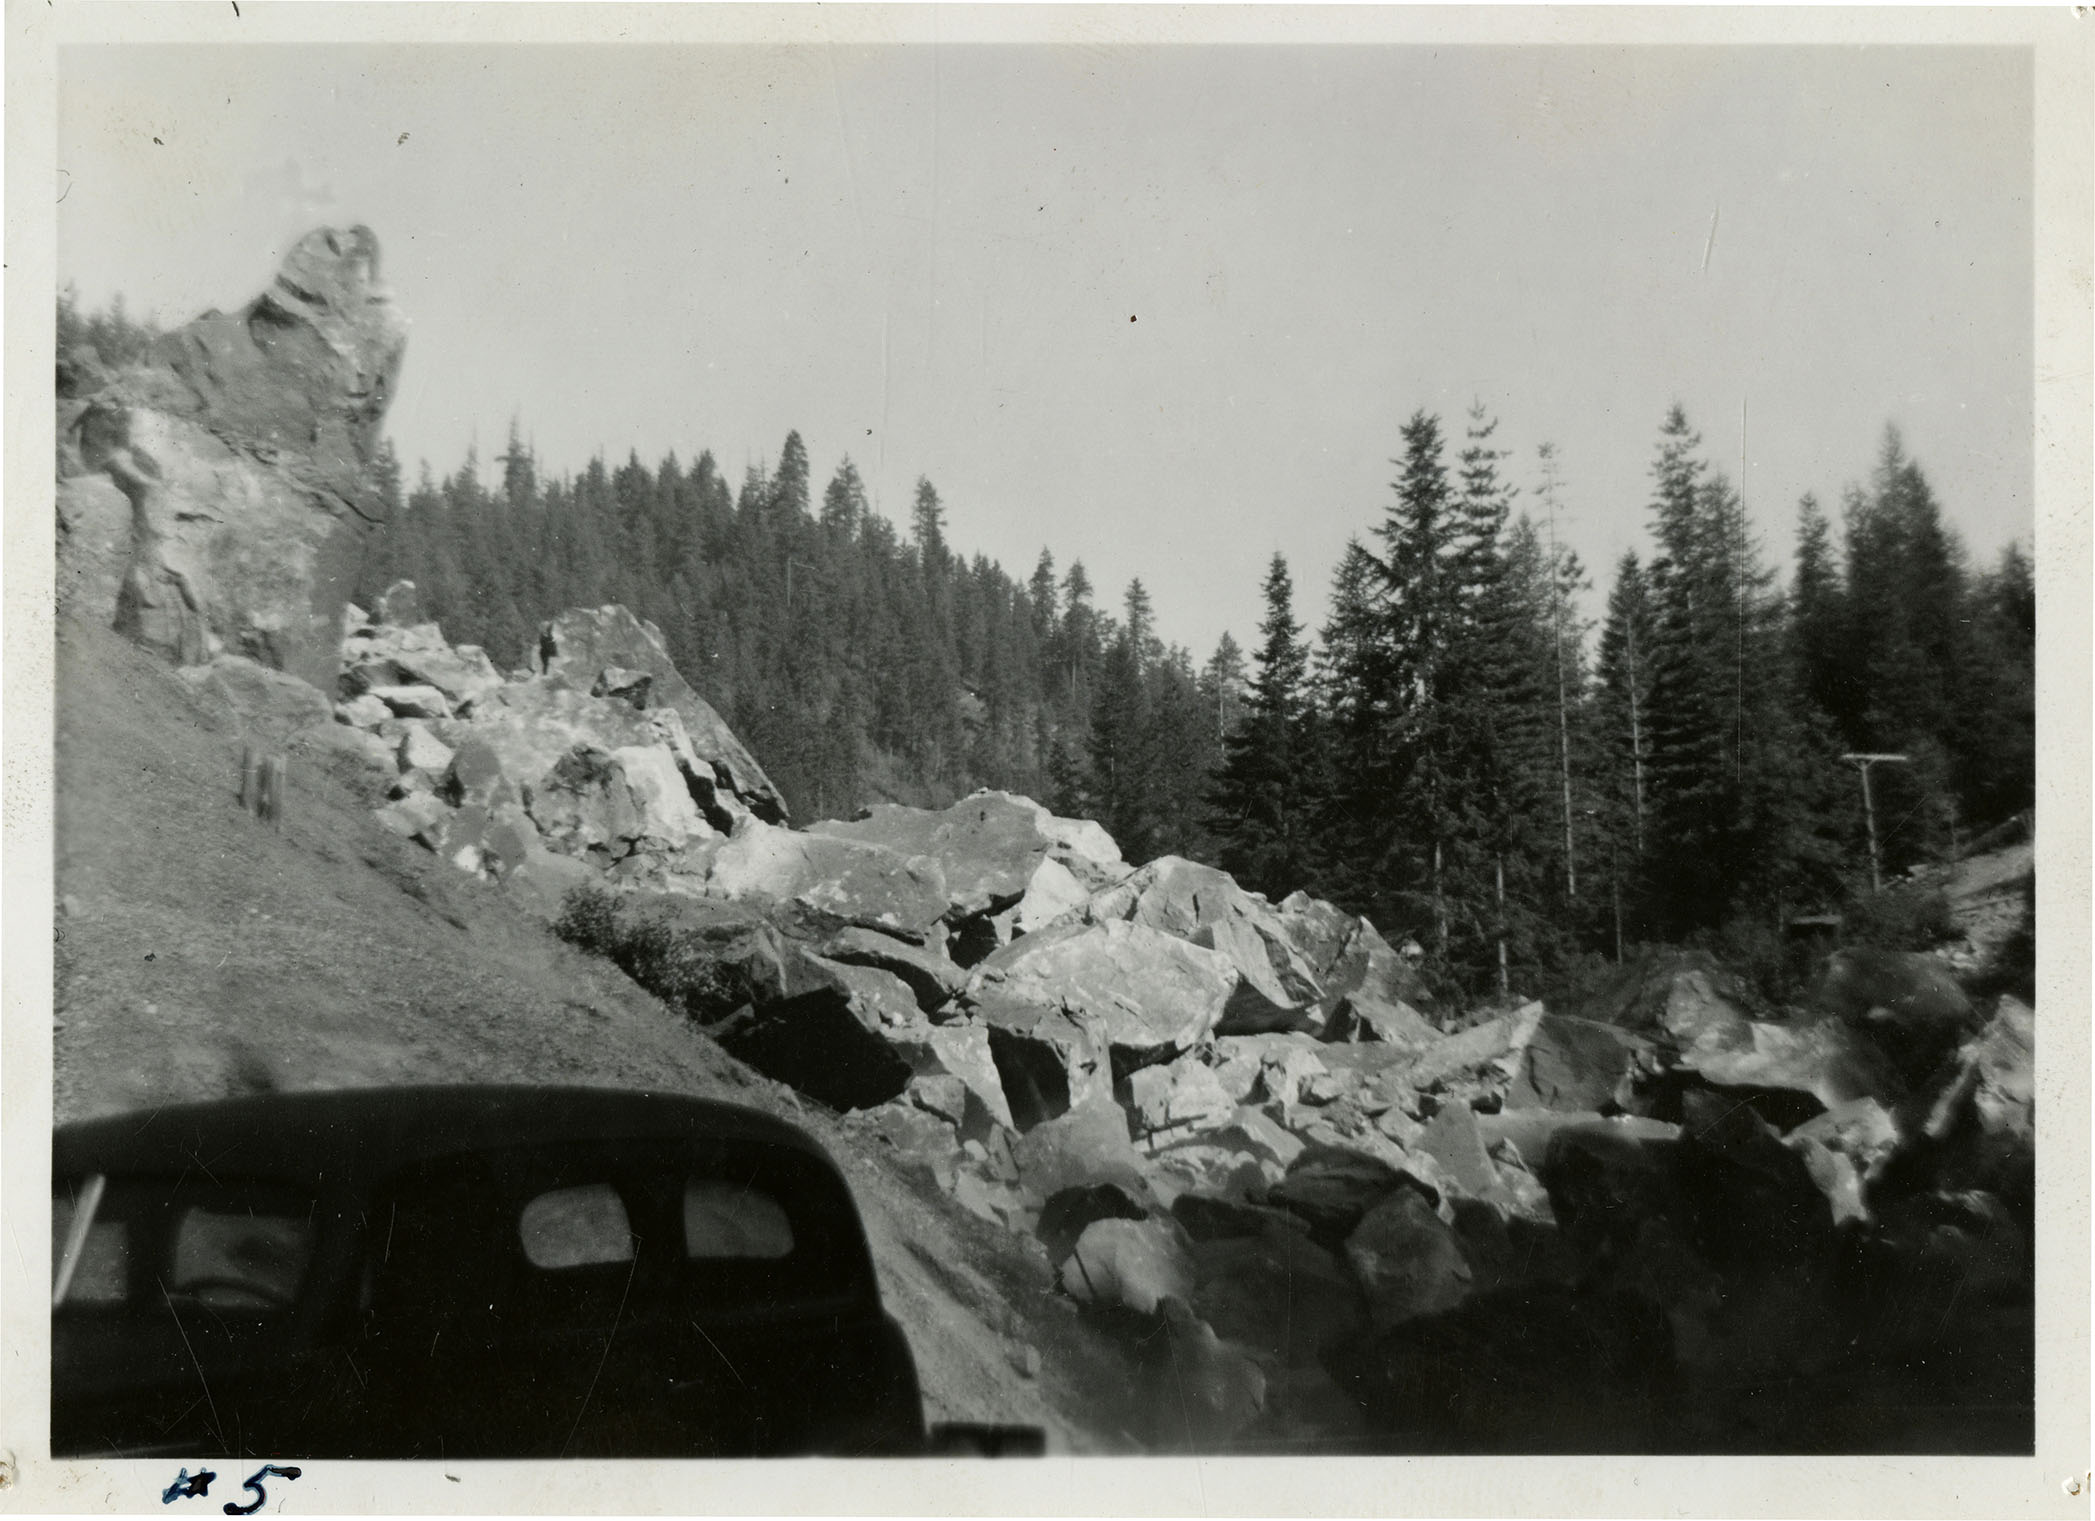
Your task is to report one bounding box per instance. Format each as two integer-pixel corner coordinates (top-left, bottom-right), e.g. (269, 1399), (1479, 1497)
(683, 1179), (792, 1260)
(520, 1183), (636, 1269)
(170, 1206), (314, 1310)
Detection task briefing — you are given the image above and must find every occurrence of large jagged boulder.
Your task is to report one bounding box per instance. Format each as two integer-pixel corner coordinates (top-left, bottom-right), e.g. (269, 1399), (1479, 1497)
(1124, 1055), (1238, 1142)
(527, 742), (712, 861)
(1502, 1014), (1654, 1113)
(1914, 995), (2035, 1215)
(1814, 947), (1982, 1084)
(63, 227), (406, 688)
(816, 925), (966, 1014)
(438, 679), (745, 837)
(1671, 1014), (1907, 1120)
(810, 790), (1129, 926)
(1188, 1212), (1367, 1369)
(534, 605), (785, 823)
(1081, 857), (1329, 1035)
(1397, 1001), (1548, 1106)
(1010, 1097), (1152, 1199)
(693, 819), (949, 935)
(1266, 1145), (1442, 1249)
(1344, 1189), (1475, 1331)
(341, 607), (505, 712)
(1058, 1217), (1195, 1316)
(1275, 893), (1437, 1033)
(177, 654), (333, 742)
(885, 1019), (1017, 1136)
(977, 1000), (1112, 1129)
(963, 919), (1236, 1064)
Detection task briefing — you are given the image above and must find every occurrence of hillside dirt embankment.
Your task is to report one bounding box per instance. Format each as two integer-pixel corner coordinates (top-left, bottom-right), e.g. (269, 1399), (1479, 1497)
(51, 614), (1145, 1451)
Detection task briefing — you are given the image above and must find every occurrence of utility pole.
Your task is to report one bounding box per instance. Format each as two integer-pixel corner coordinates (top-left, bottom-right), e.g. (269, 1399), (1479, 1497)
(1841, 752), (1910, 893)
(1494, 853), (1510, 996)
(1540, 442), (1577, 899)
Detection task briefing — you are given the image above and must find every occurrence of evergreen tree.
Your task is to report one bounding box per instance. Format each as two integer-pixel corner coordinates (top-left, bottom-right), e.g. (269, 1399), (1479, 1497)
(1791, 492), (1848, 727)
(1089, 617), (1155, 860)
(1210, 554), (1317, 897)
(821, 457), (866, 538)
(1638, 406), (1828, 931)
(1593, 552), (1657, 941)
(1028, 551), (1060, 648)
(911, 476), (950, 573)
(772, 431), (812, 521)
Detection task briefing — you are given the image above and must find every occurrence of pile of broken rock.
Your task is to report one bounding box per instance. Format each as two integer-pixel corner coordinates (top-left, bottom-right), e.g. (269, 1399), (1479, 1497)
(220, 587), (2034, 1454)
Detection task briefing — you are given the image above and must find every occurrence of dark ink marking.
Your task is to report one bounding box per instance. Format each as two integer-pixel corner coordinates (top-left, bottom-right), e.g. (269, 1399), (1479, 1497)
(222, 1465), (300, 1516)
(231, 1), (238, 14)
(397, 133), (409, 146)
(153, 138), (164, 146)
(1129, 314), (1136, 322)
(162, 1468), (216, 1503)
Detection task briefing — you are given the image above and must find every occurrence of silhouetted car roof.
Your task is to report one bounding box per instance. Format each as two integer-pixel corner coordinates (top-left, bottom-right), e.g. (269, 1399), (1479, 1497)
(55, 1084), (837, 1188)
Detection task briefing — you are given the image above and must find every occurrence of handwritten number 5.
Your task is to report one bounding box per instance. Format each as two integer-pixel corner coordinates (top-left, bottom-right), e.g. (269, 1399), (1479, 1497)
(222, 1465), (301, 1516)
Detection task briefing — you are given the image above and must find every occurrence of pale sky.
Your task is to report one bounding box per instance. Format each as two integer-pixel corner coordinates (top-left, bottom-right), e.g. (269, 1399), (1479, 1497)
(58, 43), (2033, 659)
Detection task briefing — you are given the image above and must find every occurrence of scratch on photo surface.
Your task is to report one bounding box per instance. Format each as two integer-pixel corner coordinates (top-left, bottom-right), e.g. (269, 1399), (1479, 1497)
(158, 1280), (223, 1444)
(689, 1318), (747, 1388)
(560, 1249), (639, 1453)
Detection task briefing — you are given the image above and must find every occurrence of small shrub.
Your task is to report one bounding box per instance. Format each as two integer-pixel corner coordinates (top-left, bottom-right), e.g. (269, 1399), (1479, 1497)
(553, 884), (623, 958)
(1843, 883), (1958, 952)
(553, 885), (739, 1021)
(615, 916), (739, 1021)
(1702, 914), (1810, 1006)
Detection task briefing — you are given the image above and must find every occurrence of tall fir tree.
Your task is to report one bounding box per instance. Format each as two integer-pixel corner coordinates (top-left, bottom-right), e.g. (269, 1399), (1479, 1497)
(1209, 554), (1318, 897)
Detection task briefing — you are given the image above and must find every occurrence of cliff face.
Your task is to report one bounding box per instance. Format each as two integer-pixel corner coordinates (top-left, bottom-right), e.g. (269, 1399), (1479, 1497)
(58, 226), (407, 689)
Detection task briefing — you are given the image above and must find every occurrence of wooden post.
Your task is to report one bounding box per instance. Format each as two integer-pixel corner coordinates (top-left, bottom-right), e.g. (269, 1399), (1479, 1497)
(260, 754), (286, 826)
(241, 744), (286, 825)
(1858, 762), (1878, 892)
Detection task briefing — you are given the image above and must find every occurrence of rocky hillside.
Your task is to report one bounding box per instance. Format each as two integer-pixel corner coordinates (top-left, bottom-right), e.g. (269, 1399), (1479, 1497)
(53, 226), (2037, 1454)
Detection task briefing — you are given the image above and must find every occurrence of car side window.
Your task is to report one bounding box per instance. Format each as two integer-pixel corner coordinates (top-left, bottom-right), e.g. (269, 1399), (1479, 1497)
(51, 1192), (129, 1305)
(519, 1183), (636, 1269)
(683, 1178), (793, 1260)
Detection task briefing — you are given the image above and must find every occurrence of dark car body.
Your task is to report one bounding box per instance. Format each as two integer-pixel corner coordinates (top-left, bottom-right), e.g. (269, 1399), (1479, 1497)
(52, 1085), (929, 1459)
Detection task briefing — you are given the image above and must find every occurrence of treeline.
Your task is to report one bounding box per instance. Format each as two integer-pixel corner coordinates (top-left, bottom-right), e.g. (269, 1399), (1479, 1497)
(1210, 405), (2033, 995)
(56, 284), (162, 370)
(346, 426), (1238, 852)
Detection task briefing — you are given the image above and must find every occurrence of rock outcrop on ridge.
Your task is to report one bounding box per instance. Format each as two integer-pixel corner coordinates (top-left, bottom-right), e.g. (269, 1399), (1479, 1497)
(59, 227), (408, 690)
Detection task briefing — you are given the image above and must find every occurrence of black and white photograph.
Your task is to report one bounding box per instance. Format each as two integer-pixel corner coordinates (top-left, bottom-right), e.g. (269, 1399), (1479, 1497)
(6, 4), (2089, 1512)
